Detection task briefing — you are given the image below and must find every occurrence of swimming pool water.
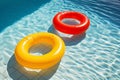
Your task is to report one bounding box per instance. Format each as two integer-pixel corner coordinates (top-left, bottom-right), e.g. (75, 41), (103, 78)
(0, 0), (120, 80)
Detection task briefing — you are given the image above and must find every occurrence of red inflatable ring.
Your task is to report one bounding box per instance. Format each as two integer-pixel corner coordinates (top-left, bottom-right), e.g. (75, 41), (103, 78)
(53, 11), (90, 34)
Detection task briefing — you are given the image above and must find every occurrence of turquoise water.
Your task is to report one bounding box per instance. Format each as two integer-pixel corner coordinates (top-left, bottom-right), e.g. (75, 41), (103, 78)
(0, 0), (120, 80)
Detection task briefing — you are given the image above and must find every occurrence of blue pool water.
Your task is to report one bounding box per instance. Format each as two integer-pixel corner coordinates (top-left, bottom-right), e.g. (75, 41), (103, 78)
(0, 0), (120, 80)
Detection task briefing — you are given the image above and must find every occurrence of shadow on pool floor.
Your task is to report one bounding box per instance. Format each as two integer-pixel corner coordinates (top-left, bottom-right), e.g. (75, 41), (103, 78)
(7, 55), (60, 80)
(0, 0), (51, 32)
(48, 25), (86, 46)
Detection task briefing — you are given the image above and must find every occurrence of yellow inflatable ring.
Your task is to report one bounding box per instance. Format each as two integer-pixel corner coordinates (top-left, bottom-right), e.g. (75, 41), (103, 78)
(15, 32), (65, 69)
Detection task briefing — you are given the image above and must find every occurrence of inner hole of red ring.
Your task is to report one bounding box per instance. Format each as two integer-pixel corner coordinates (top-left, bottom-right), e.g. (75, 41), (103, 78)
(62, 18), (81, 25)
(29, 43), (53, 56)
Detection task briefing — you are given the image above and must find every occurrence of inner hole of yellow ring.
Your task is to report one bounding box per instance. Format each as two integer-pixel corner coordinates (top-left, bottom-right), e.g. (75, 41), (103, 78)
(62, 18), (80, 26)
(28, 42), (53, 56)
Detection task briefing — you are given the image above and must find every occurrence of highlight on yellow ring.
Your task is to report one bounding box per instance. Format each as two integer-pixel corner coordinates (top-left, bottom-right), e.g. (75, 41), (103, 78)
(15, 32), (65, 69)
